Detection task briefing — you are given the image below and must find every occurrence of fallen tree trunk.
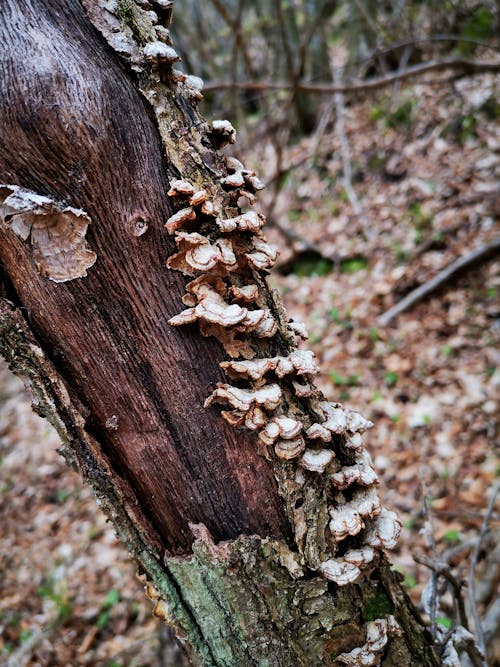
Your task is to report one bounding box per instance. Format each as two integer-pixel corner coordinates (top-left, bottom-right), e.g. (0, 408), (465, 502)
(0, 1), (440, 665)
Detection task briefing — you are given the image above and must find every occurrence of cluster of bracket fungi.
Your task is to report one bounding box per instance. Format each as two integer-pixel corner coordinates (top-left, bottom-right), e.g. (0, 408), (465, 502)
(141, 22), (401, 596)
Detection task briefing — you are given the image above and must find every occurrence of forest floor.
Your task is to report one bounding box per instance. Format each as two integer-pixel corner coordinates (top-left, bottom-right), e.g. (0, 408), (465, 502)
(0, 71), (498, 666)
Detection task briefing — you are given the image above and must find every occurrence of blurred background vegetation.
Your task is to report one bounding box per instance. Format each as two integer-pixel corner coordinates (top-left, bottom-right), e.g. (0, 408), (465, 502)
(172, 0), (498, 133)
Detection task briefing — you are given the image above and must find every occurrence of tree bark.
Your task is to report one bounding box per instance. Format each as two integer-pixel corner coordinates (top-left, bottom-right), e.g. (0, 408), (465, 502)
(0, 1), (440, 665)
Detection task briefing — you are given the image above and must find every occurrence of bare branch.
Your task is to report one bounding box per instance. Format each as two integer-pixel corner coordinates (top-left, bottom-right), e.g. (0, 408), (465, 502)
(468, 480), (500, 664)
(378, 237), (500, 326)
(333, 64), (375, 242)
(203, 58), (500, 93)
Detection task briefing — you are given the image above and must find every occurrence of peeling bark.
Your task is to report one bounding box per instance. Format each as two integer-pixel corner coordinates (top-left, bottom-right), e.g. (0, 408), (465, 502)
(0, 1), (440, 665)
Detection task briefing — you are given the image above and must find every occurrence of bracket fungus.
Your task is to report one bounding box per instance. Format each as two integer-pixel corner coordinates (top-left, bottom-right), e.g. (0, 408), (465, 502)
(204, 383), (282, 413)
(221, 171), (246, 189)
(364, 508), (402, 550)
(143, 41), (181, 64)
(345, 432), (364, 450)
(184, 74), (204, 101)
(167, 179), (195, 198)
(229, 284), (259, 303)
(329, 488), (381, 541)
(288, 318), (309, 340)
(346, 410), (374, 434)
(245, 238), (278, 271)
(319, 557), (363, 586)
(220, 350), (318, 382)
(200, 200), (218, 217)
(275, 436), (306, 461)
(216, 211), (264, 234)
(189, 190), (208, 207)
(300, 448), (335, 473)
(330, 451), (379, 490)
(306, 423), (333, 442)
(0, 185), (96, 283)
(158, 43), (403, 603)
(335, 616), (401, 666)
(259, 416), (303, 445)
(164, 206), (196, 234)
(253, 311), (278, 338)
(167, 232), (237, 275)
(221, 358), (277, 382)
(170, 285), (247, 328)
(222, 156), (265, 193)
(211, 119), (236, 148)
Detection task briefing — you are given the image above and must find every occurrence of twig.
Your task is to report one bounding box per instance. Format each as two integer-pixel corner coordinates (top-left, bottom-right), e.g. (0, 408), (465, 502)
(7, 626), (50, 667)
(203, 58), (500, 93)
(467, 480), (500, 664)
(422, 495), (439, 639)
(378, 237), (500, 326)
(333, 65), (375, 242)
(366, 34), (500, 58)
(414, 554), (469, 631)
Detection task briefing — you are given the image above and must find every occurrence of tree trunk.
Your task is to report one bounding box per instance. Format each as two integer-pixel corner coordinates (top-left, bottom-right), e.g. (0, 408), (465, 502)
(0, 1), (440, 665)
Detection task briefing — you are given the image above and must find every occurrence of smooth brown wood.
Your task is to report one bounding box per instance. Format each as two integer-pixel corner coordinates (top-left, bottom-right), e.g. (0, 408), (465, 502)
(0, 0), (288, 553)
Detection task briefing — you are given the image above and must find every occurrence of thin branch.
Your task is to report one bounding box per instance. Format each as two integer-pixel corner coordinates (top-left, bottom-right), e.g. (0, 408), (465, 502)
(414, 554), (469, 631)
(422, 495), (439, 639)
(297, 0), (337, 74)
(371, 34), (500, 57)
(468, 480), (500, 664)
(378, 237), (500, 326)
(203, 58), (500, 93)
(333, 65), (375, 242)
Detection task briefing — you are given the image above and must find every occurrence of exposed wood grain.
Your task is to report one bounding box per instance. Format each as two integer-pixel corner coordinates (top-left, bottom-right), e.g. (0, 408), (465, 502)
(0, 0), (288, 553)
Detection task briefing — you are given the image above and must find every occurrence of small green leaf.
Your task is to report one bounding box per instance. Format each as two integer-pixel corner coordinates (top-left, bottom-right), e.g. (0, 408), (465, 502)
(96, 610), (111, 630)
(55, 489), (72, 503)
(329, 371), (346, 386)
(289, 253), (333, 277)
(444, 530), (461, 544)
(328, 308), (341, 323)
(340, 257), (368, 274)
(384, 371), (398, 387)
(457, 8), (494, 55)
(436, 616), (453, 630)
(387, 99), (415, 127)
(403, 573), (417, 589)
(102, 589), (120, 610)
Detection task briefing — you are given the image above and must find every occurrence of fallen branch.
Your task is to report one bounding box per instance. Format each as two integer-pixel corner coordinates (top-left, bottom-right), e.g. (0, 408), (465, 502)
(203, 58), (500, 94)
(378, 237), (500, 326)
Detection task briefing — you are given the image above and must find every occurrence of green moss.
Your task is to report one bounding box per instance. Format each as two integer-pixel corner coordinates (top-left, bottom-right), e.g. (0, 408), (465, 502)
(116, 0), (145, 44)
(362, 587), (394, 621)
